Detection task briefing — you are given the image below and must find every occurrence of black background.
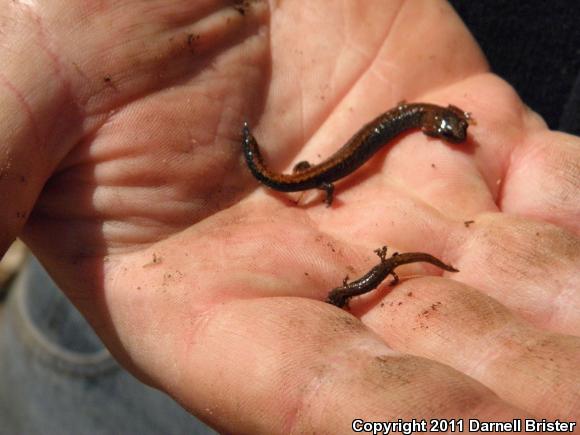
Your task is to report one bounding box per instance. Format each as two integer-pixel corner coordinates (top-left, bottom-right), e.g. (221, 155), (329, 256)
(448, 1), (580, 134)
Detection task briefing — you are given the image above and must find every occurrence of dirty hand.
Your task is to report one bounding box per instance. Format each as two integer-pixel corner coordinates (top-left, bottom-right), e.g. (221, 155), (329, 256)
(1, 1), (578, 432)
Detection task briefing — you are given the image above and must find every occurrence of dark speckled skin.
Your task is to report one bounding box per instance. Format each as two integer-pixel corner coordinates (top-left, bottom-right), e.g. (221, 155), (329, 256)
(242, 102), (471, 204)
(326, 246), (459, 308)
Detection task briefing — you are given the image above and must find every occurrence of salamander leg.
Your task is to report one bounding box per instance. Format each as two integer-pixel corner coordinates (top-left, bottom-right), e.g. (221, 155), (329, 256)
(326, 291), (349, 308)
(374, 246), (388, 261)
(389, 271), (400, 286)
(293, 161), (311, 173)
(342, 275), (349, 286)
(320, 182), (334, 206)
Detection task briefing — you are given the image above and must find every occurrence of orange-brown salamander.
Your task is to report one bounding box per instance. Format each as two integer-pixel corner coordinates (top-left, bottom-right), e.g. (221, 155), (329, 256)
(242, 102), (471, 205)
(326, 246), (458, 308)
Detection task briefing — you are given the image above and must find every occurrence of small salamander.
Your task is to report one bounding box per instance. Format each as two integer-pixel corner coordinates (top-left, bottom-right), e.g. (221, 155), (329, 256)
(242, 102), (471, 205)
(326, 246), (458, 308)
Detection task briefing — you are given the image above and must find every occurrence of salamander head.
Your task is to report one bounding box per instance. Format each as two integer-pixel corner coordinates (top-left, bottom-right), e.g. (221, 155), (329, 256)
(421, 104), (472, 144)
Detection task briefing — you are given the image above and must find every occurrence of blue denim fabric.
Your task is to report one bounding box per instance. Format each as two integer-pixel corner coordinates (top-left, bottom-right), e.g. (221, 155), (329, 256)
(0, 256), (216, 435)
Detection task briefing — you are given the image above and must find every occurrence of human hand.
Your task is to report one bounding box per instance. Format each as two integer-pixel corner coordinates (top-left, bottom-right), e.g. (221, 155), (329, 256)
(2, 0), (578, 432)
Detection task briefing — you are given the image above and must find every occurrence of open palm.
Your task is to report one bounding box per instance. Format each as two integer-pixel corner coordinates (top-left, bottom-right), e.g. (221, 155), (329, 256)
(7, 0), (579, 432)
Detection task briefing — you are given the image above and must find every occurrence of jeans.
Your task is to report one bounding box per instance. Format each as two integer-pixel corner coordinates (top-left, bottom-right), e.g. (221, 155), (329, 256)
(0, 256), (216, 435)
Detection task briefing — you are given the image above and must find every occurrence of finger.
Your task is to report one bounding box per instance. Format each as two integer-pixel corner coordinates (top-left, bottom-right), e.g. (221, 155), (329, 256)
(60, 236), (524, 433)
(453, 212), (580, 335)
(361, 278), (580, 419)
(158, 298), (523, 433)
(368, 75), (565, 223)
(501, 130), (580, 236)
(354, 77), (512, 220)
(258, 0), (487, 182)
(312, 92), (498, 220)
(315, 203), (579, 336)
(312, 174), (475, 257)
